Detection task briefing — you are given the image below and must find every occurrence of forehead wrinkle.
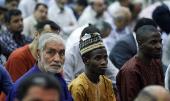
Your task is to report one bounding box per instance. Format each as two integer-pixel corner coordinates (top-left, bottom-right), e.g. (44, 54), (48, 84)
(44, 42), (65, 51)
(45, 38), (64, 46)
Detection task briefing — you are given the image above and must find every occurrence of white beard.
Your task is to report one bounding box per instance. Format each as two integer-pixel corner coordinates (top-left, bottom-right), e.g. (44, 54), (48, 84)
(39, 61), (63, 74)
(45, 65), (63, 74)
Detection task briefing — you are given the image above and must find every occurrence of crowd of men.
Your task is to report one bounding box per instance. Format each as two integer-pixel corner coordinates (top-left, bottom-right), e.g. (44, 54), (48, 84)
(1, 0), (170, 101)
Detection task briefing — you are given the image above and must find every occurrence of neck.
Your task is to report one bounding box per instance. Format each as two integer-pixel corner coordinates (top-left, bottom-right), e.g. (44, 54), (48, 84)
(28, 40), (38, 59)
(95, 12), (103, 18)
(137, 51), (152, 65)
(85, 71), (100, 84)
(37, 61), (44, 72)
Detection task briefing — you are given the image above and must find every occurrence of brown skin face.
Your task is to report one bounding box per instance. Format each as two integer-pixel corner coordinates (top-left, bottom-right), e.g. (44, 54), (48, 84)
(84, 48), (108, 76)
(38, 41), (65, 74)
(6, 1), (18, 10)
(22, 86), (60, 101)
(74, 4), (86, 16)
(92, 0), (106, 17)
(114, 16), (127, 31)
(34, 5), (48, 22)
(56, 0), (68, 10)
(7, 15), (23, 33)
(139, 31), (162, 59)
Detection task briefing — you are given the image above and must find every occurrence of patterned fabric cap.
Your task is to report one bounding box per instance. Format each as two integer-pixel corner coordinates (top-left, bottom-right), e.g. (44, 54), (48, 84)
(79, 32), (105, 56)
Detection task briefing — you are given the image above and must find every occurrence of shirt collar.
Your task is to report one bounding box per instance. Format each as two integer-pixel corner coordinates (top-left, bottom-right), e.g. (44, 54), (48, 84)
(33, 64), (62, 77)
(133, 32), (138, 51)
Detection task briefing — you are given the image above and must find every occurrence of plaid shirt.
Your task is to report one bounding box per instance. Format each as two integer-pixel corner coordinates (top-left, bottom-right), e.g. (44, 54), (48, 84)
(0, 31), (32, 58)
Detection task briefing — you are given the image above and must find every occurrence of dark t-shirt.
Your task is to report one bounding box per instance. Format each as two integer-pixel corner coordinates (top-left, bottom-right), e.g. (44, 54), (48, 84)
(116, 56), (164, 101)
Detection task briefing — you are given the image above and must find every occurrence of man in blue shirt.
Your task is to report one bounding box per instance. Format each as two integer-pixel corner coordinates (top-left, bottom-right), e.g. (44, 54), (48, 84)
(7, 33), (73, 101)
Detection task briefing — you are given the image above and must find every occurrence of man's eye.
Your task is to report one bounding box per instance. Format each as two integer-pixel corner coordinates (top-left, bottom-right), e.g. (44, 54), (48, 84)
(59, 51), (65, 56)
(46, 50), (55, 55)
(104, 55), (108, 60)
(150, 40), (157, 44)
(47, 51), (52, 54)
(95, 56), (102, 61)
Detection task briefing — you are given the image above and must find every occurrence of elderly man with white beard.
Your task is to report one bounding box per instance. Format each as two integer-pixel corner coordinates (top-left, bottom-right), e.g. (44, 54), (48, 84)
(7, 33), (73, 101)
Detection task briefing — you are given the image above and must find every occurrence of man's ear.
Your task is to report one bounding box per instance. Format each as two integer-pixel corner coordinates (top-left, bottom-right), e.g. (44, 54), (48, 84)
(37, 49), (40, 59)
(137, 40), (142, 46)
(137, 40), (145, 50)
(82, 56), (89, 64)
(34, 31), (40, 40)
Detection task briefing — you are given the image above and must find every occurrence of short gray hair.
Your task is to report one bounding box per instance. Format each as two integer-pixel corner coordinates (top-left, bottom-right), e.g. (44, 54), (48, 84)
(112, 7), (131, 21)
(38, 33), (65, 52)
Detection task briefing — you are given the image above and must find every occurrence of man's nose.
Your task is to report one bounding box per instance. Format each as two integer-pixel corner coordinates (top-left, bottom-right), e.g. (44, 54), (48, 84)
(100, 58), (108, 67)
(156, 42), (162, 50)
(19, 20), (23, 25)
(43, 12), (47, 17)
(53, 53), (61, 62)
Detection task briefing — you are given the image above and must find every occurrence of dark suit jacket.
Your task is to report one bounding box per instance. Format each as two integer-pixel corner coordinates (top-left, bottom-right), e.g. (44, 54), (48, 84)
(109, 33), (137, 69)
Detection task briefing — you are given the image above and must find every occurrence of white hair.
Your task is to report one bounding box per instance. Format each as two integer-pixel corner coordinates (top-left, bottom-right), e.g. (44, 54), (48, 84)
(38, 33), (65, 52)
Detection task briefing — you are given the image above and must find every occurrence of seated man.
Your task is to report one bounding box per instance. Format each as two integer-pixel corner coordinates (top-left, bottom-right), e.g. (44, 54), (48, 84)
(23, 3), (48, 38)
(64, 24), (118, 85)
(69, 27), (116, 101)
(0, 9), (31, 58)
(16, 73), (62, 101)
(7, 33), (73, 101)
(6, 20), (60, 82)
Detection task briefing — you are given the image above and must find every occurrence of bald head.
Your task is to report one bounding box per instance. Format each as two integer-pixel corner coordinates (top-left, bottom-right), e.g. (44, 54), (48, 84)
(135, 86), (170, 101)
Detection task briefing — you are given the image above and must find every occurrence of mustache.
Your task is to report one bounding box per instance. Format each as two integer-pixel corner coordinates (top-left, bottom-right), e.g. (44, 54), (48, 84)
(50, 62), (63, 68)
